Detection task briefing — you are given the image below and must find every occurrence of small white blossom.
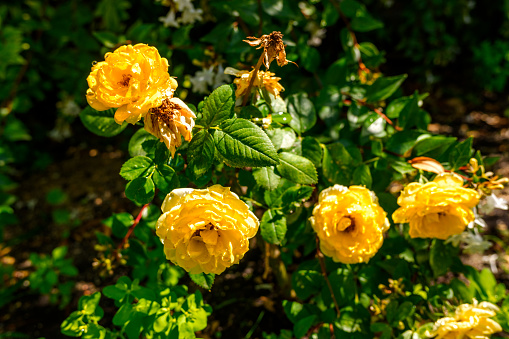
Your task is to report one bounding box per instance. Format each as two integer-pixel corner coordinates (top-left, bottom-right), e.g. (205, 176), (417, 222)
(478, 194), (509, 215)
(213, 64), (231, 89)
(446, 228), (492, 255)
(61, 100), (80, 117)
(189, 66), (215, 94)
(468, 207), (487, 229)
(159, 9), (180, 28)
(180, 7), (203, 25)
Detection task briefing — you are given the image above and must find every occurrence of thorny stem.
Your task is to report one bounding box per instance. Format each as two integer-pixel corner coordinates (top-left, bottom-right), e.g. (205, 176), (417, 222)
(316, 237), (341, 318)
(118, 203), (150, 251)
(342, 92), (402, 131)
(242, 53), (265, 106)
(374, 108), (402, 131)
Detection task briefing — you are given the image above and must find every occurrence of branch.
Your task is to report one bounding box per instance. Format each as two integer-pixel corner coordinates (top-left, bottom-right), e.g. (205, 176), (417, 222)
(316, 237), (340, 318)
(118, 203), (150, 251)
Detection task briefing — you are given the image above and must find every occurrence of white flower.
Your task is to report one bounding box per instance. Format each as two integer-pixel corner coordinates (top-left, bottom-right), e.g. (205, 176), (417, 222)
(159, 9), (180, 28)
(189, 66), (215, 94)
(180, 7), (203, 25)
(213, 64), (231, 89)
(446, 228), (492, 255)
(467, 207), (487, 229)
(478, 193), (509, 215)
(61, 100), (80, 117)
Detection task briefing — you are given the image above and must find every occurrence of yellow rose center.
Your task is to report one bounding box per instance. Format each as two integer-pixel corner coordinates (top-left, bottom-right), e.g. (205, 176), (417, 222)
(337, 216), (356, 233)
(118, 74), (133, 87)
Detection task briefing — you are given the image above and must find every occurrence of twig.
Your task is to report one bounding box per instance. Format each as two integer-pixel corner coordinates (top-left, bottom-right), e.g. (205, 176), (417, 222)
(374, 108), (402, 131)
(118, 203), (150, 251)
(341, 92), (402, 131)
(316, 237), (340, 318)
(242, 53), (265, 106)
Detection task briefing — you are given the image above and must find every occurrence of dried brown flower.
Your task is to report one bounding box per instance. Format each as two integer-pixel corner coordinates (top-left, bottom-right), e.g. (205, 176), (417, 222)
(243, 31), (295, 69)
(144, 97), (196, 157)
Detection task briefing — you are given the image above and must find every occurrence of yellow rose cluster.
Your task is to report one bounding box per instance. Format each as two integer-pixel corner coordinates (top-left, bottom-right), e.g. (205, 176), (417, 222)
(426, 299), (502, 338)
(156, 185), (259, 275)
(310, 185), (389, 264)
(392, 173), (480, 239)
(86, 43), (195, 156)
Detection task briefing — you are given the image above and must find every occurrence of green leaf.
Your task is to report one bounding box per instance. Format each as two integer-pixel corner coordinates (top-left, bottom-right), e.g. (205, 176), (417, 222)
(252, 167), (281, 191)
(260, 209), (287, 245)
(292, 270), (324, 300)
(430, 239), (454, 277)
(352, 164), (372, 188)
(322, 142), (358, 185)
(80, 107), (128, 137)
(188, 130), (215, 176)
(397, 93), (419, 129)
(299, 44), (320, 72)
(154, 142), (170, 167)
(201, 84), (235, 128)
(103, 285), (127, 301)
(79, 292), (102, 315)
(189, 272), (215, 290)
(351, 14), (384, 32)
(281, 186), (314, 208)
(276, 152), (318, 185)
(365, 75), (407, 103)
(153, 164), (179, 194)
(449, 137), (473, 171)
(386, 131), (429, 157)
(214, 118), (279, 167)
(301, 137), (323, 168)
(294, 315), (317, 338)
(125, 177), (155, 205)
(128, 129), (158, 157)
(120, 156), (155, 181)
(266, 128), (296, 150)
(60, 311), (84, 336)
(413, 136), (457, 158)
(286, 93), (317, 134)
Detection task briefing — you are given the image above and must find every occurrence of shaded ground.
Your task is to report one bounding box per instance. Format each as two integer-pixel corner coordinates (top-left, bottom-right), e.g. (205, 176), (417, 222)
(1, 93), (509, 338)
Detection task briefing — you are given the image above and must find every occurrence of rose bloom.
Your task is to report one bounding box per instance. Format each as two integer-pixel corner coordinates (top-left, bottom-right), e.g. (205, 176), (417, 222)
(144, 97), (196, 157)
(224, 67), (284, 99)
(426, 299), (502, 338)
(392, 173), (480, 240)
(86, 44), (176, 125)
(310, 185), (389, 264)
(156, 185), (259, 275)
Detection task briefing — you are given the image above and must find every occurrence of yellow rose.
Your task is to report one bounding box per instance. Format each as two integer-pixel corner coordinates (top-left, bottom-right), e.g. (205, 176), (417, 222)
(144, 97), (196, 157)
(392, 173), (480, 239)
(224, 67), (284, 99)
(156, 185), (259, 275)
(86, 44), (177, 125)
(426, 299), (502, 338)
(310, 185), (389, 264)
